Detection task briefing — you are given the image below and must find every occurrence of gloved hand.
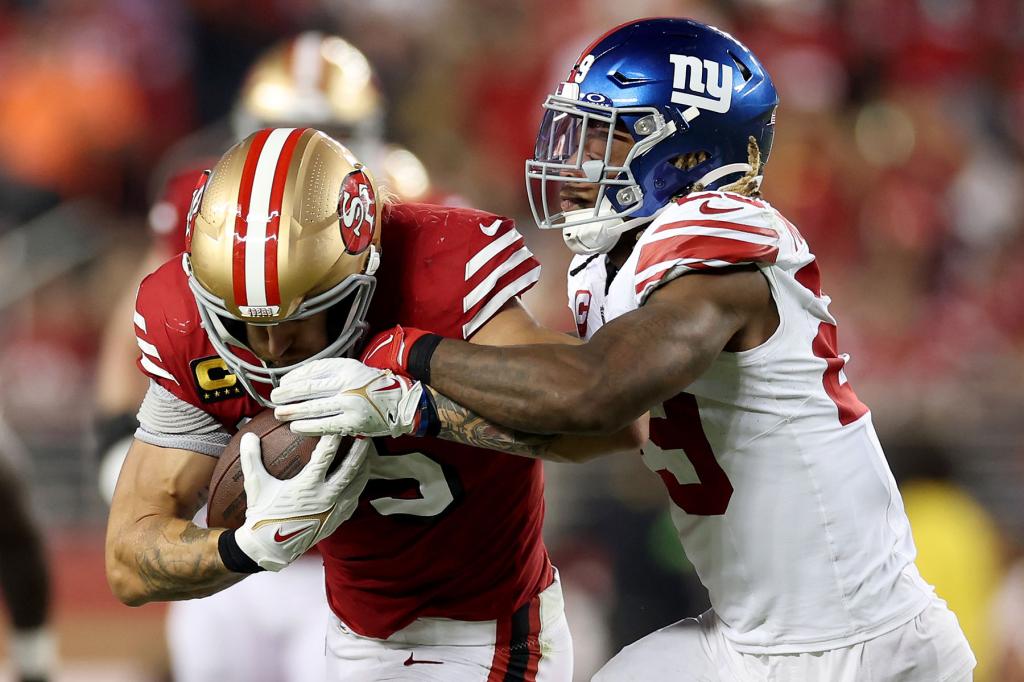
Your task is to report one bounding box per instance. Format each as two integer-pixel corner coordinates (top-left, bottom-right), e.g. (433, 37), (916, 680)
(270, 358), (436, 438)
(359, 326), (441, 381)
(231, 432), (370, 571)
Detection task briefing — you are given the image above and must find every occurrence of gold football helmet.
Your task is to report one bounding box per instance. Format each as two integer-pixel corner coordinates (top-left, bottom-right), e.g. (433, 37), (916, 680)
(185, 128), (382, 402)
(233, 32), (383, 160)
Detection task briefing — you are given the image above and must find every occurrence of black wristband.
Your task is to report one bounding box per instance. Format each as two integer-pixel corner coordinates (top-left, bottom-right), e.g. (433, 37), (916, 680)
(407, 333), (443, 384)
(218, 530), (264, 574)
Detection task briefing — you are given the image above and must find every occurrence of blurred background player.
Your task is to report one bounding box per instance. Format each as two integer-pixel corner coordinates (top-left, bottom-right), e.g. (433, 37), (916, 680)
(93, 32), (441, 682)
(0, 420), (55, 682)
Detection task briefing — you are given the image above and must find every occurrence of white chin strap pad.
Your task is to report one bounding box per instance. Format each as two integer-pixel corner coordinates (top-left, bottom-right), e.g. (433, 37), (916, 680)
(560, 195), (628, 255)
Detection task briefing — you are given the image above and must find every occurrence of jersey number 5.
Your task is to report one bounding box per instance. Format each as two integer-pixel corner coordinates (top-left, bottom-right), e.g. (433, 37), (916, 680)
(364, 447), (460, 518)
(644, 393), (733, 516)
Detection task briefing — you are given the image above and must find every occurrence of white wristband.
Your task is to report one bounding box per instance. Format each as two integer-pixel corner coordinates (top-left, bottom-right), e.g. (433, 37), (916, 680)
(11, 626), (57, 679)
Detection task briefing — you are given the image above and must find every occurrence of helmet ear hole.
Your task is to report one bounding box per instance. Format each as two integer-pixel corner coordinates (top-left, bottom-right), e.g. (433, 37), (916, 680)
(671, 151), (711, 171)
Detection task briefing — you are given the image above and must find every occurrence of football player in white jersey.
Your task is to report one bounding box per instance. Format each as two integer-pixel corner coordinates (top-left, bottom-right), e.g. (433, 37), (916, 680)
(268, 18), (977, 682)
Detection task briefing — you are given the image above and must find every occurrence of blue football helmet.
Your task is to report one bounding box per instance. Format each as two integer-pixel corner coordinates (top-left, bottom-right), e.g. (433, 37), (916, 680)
(526, 18), (779, 254)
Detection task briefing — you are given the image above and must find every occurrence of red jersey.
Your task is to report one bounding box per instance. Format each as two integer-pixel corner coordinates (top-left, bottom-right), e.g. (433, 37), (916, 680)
(134, 202), (552, 638)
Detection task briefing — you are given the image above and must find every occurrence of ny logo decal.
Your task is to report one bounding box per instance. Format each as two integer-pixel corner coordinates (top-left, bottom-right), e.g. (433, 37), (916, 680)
(669, 56), (733, 114)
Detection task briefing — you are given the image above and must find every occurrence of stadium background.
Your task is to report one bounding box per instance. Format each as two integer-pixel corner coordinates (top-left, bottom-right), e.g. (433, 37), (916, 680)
(0, 0), (1021, 679)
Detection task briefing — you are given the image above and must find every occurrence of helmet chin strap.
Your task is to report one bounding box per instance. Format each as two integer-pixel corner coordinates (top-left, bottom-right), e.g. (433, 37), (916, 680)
(561, 195), (669, 256)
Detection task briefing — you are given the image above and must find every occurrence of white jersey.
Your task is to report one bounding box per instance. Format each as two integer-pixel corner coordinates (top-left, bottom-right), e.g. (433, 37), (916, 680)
(567, 190), (934, 654)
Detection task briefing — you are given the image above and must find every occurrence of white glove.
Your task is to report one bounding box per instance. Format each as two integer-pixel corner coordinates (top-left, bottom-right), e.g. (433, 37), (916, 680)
(271, 358), (426, 438)
(233, 432), (370, 571)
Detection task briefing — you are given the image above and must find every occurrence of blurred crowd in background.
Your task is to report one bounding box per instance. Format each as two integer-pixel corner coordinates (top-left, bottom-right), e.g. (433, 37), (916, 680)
(0, 0), (1021, 680)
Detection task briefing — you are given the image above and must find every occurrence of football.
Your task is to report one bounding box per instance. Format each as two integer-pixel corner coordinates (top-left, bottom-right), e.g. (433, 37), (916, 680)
(206, 409), (352, 529)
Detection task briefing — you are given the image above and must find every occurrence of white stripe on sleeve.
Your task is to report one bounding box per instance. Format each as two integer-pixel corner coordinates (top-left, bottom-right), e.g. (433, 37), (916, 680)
(462, 265), (541, 338)
(140, 356), (179, 384)
(462, 246), (533, 313)
(465, 227), (522, 279)
(136, 336), (162, 360)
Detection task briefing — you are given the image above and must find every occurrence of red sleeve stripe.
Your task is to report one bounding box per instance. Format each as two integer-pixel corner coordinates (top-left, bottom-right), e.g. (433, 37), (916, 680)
(462, 263), (541, 338)
(638, 235), (779, 272)
(463, 246), (534, 312)
(634, 262), (719, 300)
(133, 310), (147, 333)
(647, 224), (779, 247)
(650, 218), (777, 239)
(675, 191), (769, 210)
(465, 223), (523, 279)
(674, 191), (722, 207)
(635, 257), (704, 285)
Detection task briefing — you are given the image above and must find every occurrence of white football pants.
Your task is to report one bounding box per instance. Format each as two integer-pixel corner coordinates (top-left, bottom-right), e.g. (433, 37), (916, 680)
(326, 573), (573, 681)
(593, 597), (975, 682)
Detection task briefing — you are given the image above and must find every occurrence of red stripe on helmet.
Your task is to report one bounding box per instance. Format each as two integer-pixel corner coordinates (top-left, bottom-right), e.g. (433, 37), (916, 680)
(264, 128), (308, 307)
(233, 129), (273, 307)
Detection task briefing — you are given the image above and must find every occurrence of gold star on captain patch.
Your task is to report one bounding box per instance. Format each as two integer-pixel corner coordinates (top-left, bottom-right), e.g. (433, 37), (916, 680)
(204, 393), (211, 399)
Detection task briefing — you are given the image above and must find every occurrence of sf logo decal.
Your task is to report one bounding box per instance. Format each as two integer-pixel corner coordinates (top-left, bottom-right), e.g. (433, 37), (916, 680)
(339, 167), (376, 254)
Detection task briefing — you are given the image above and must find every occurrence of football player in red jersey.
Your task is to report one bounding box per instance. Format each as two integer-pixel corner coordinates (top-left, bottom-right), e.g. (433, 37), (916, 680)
(93, 33), (466, 682)
(104, 128), (642, 682)
(269, 19), (976, 682)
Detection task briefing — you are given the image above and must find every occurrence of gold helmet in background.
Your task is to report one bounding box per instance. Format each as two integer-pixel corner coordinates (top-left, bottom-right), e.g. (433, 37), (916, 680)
(186, 127), (382, 401)
(233, 32), (384, 159)
(377, 144), (431, 202)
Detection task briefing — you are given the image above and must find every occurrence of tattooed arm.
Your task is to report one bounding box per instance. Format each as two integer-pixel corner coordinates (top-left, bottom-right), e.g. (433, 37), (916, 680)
(429, 388), (645, 462)
(105, 440), (243, 605)
(428, 300), (648, 462)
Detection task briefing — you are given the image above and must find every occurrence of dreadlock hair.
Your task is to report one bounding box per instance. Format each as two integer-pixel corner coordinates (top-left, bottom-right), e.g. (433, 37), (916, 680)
(688, 136), (763, 198)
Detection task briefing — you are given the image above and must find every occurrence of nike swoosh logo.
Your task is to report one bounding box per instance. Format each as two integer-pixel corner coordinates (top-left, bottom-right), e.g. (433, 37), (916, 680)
(404, 653), (444, 666)
(374, 379), (401, 392)
(698, 199), (741, 215)
(273, 523), (317, 543)
(365, 334), (394, 360)
(479, 219), (502, 236)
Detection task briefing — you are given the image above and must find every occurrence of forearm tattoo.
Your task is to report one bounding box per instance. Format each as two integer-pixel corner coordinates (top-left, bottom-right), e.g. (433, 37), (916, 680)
(132, 518), (242, 601)
(430, 389), (556, 460)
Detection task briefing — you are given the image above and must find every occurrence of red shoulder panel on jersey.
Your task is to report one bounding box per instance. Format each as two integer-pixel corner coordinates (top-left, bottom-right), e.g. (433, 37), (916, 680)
(134, 257), (259, 430)
(378, 203), (541, 340)
(134, 258), (200, 402)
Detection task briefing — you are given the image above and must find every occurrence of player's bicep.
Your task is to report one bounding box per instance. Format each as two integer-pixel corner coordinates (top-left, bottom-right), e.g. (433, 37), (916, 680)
(110, 439), (215, 524)
(464, 299), (647, 456)
(587, 269), (767, 410)
(468, 299), (582, 347)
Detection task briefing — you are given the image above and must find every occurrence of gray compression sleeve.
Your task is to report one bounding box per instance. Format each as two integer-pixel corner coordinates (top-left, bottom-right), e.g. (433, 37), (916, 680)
(135, 381), (231, 457)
